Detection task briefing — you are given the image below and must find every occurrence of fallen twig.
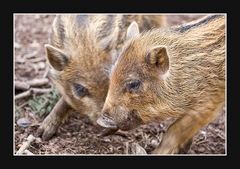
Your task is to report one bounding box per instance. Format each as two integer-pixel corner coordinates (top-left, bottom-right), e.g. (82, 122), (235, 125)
(125, 142), (129, 154)
(23, 149), (34, 155)
(15, 81), (30, 90)
(31, 87), (52, 94)
(28, 78), (49, 87)
(16, 101), (29, 111)
(115, 130), (129, 138)
(24, 50), (38, 59)
(29, 57), (46, 63)
(15, 78), (49, 93)
(15, 87), (52, 100)
(195, 140), (208, 145)
(43, 67), (49, 78)
(15, 90), (31, 100)
(16, 134), (36, 155)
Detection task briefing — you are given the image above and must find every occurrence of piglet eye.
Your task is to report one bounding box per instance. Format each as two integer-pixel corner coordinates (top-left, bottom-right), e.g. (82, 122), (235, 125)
(126, 80), (141, 92)
(73, 83), (88, 97)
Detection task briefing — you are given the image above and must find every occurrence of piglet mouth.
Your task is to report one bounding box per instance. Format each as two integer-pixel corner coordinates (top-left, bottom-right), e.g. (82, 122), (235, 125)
(118, 109), (143, 131)
(97, 113), (118, 130)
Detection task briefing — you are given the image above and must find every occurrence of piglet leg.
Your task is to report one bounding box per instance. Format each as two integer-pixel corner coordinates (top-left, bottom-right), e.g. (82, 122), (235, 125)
(36, 97), (71, 141)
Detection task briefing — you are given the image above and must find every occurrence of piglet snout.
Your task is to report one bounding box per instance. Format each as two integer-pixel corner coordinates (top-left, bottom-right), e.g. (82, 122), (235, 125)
(97, 113), (118, 130)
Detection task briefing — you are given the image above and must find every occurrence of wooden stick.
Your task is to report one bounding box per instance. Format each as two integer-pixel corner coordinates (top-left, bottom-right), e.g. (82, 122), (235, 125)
(23, 149), (34, 155)
(43, 67), (49, 78)
(24, 50), (38, 59)
(15, 90), (31, 100)
(15, 81), (30, 91)
(16, 134), (36, 155)
(29, 57), (46, 63)
(31, 88), (52, 94)
(28, 78), (49, 87)
(125, 142), (129, 154)
(15, 87), (52, 100)
(15, 102), (29, 111)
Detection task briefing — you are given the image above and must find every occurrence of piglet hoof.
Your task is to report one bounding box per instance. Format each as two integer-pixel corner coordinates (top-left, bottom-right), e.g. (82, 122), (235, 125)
(36, 118), (61, 141)
(36, 97), (69, 141)
(178, 138), (193, 154)
(151, 138), (193, 154)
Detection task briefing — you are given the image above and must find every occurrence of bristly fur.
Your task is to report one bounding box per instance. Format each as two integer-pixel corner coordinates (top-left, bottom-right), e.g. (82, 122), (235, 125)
(39, 14), (167, 140)
(101, 14), (225, 154)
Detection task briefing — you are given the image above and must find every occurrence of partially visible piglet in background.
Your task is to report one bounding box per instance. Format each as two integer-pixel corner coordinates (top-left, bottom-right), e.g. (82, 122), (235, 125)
(97, 15), (225, 154)
(37, 15), (166, 141)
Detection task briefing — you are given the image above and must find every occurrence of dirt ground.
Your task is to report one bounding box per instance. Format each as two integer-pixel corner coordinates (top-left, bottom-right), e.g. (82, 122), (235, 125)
(14, 14), (226, 155)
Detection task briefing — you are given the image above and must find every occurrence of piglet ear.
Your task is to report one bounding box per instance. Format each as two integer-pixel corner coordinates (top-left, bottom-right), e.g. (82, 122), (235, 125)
(145, 45), (169, 74)
(126, 21), (140, 40)
(45, 44), (70, 71)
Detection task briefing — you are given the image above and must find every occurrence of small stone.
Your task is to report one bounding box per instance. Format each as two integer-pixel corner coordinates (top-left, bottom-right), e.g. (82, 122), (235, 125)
(17, 118), (31, 128)
(201, 131), (206, 135)
(151, 139), (159, 148)
(103, 138), (111, 142)
(198, 146), (205, 152)
(37, 62), (45, 69)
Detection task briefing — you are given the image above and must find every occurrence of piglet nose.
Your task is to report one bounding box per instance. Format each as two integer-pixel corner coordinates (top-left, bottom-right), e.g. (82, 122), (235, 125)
(97, 112), (118, 129)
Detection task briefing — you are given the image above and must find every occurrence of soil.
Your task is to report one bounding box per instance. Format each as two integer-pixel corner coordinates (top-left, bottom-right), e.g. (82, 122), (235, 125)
(14, 14), (226, 155)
